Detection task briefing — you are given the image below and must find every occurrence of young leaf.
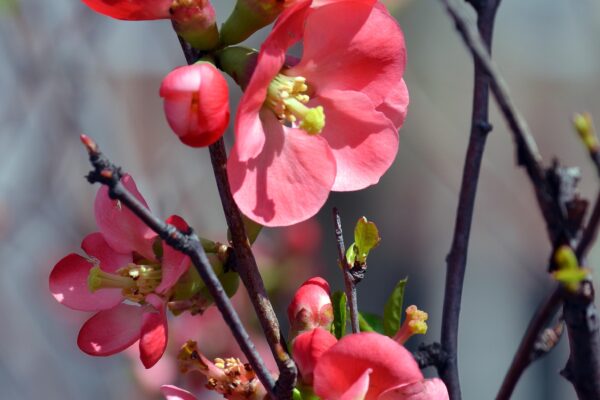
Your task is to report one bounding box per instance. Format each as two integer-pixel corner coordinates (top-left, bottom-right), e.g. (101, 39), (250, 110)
(354, 217), (381, 264)
(359, 312), (384, 334)
(383, 278), (408, 337)
(331, 291), (347, 339)
(345, 243), (358, 266)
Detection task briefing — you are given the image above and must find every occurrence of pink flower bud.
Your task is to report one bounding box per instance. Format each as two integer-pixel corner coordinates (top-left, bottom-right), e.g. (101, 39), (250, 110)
(288, 277), (333, 337)
(160, 63), (230, 148)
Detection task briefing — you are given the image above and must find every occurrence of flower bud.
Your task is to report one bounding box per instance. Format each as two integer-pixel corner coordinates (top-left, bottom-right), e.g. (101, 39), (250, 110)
(170, 0), (220, 50)
(81, 0), (171, 20)
(220, 0), (297, 45)
(160, 62), (230, 148)
(288, 277), (333, 338)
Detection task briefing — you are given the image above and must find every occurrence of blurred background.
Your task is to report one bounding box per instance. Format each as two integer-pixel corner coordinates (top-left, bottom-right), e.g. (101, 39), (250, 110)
(1, 0), (600, 398)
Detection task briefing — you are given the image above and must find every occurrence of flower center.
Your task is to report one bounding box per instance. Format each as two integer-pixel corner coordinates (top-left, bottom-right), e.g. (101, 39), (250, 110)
(87, 263), (162, 302)
(266, 73), (325, 135)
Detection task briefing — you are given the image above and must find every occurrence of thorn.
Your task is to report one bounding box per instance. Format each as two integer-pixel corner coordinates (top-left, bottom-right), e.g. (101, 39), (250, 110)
(80, 134), (98, 153)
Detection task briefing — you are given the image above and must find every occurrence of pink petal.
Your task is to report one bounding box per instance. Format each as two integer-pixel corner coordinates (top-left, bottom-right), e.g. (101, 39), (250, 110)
(80, 0), (172, 20)
(234, 1), (311, 162)
(378, 379), (449, 400)
(161, 385), (198, 400)
(229, 111), (336, 227)
(155, 215), (191, 294)
(292, 328), (338, 384)
(316, 89), (399, 191)
(95, 174), (156, 259)
(81, 232), (131, 273)
(376, 78), (409, 129)
(49, 253), (123, 312)
(313, 333), (423, 400)
(139, 295), (168, 368)
(78, 304), (144, 356)
(290, 1), (405, 108)
(341, 368), (372, 400)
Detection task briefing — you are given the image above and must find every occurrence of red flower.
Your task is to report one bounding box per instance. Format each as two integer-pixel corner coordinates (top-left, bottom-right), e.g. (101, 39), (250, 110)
(160, 63), (230, 147)
(228, 0), (408, 226)
(49, 176), (190, 368)
(293, 329), (448, 399)
(80, 0), (172, 20)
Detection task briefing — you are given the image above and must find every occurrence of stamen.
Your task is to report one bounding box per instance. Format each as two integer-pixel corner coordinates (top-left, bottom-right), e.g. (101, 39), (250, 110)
(266, 73), (325, 135)
(394, 305), (429, 345)
(86, 263), (162, 302)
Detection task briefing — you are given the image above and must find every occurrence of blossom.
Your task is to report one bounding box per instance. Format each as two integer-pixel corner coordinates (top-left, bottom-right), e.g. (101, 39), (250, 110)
(287, 276), (333, 337)
(293, 329), (448, 400)
(49, 175), (190, 368)
(160, 63), (230, 148)
(80, 0), (172, 20)
(228, 0), (408, 226)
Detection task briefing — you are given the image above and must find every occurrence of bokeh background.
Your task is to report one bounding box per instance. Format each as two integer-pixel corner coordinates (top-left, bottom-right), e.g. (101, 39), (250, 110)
(1, 0), (600, 398)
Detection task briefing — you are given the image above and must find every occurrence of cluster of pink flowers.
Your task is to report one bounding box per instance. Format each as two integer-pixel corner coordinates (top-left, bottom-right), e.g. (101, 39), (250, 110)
(51, 1), (422, 399)
(80, 0), (408, 227)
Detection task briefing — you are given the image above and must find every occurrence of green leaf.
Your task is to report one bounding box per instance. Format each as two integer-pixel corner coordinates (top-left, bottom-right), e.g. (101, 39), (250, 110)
(331, 291), (347, 339)
(228, 214), (263, 245)
(383, 278), (408, 337)
(354, 217), (381, 263)
(359, 312), (384, 334)
(345, 243), (358, 266)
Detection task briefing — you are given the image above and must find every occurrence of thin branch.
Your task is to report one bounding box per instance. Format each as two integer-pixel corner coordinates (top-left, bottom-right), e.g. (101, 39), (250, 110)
(332, 208), (359, 334)
(438, 1), (500, 397)
(177, 37), (297, 399)
(496, 287), (562, 399)
(79, 135), (277, 397)
(208, 139), (297, 399)
(440, 1), (600, 397)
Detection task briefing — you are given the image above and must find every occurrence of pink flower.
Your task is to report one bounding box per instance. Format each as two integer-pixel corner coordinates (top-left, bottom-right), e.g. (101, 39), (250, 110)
(287, 276), (333, 337)
(49, 175), (190, 368)
(161, 385), (198, 400)
(80, 0), (172, 20)
(294, 330), (448, 400)
(228, 0), (408, 226)
(160, 63), (230, 148)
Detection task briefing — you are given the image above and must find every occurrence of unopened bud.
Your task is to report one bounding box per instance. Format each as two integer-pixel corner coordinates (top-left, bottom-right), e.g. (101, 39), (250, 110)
(288, 277), (333, 338)
(573, 112), (599, 153)
(81, 0), (171, 20)
(160, 62), (230, 148)
(292, 328), (337, 385)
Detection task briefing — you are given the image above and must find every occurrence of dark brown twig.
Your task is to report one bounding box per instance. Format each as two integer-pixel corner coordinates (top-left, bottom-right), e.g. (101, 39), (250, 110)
(332, 208), (359, 334)
(438, 1), (500, 397)
(177, 38), (297, 399)
(80, 136), (277, 397)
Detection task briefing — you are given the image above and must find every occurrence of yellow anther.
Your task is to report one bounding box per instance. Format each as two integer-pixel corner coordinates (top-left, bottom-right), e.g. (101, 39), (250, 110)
(266, 73), (325, 135)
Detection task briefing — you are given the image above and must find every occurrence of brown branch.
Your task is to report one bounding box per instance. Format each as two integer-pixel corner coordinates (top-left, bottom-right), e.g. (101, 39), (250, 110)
(440, 1), (600, 398)
(80, 135), (277, 397)
(332, 208), (360, 334)
(177, 37), (297, 399)
(438, 1), (500, 398)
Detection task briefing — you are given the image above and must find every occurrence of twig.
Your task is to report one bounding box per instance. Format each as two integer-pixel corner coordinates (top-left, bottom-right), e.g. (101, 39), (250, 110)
(177, 38), (297, 399)
(440, 1), (600, 397)
(412, 342), (448, 370)
(208, 139), (297, 399)
(560, 282), (600, 399)
(332, 208), (359, 334)
(496, 287), (562, 399)
(438, 1), (500, 397)
(79, 135), (277, 397)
